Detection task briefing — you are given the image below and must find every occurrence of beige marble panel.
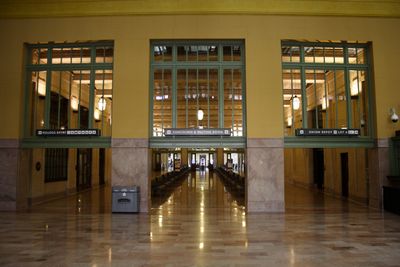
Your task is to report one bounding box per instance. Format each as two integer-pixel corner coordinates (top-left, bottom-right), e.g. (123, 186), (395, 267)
(112, 138), (149, 213)
(0, 139), (19, 210)
(246, 138), (284, 212)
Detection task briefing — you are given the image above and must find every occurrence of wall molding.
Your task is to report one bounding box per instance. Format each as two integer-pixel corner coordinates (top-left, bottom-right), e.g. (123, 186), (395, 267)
(1, 0), (400, 18)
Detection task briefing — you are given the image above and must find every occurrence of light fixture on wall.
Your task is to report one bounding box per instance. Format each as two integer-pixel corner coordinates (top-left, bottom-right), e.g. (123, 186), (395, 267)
(287, 116), (292, 128)
(390, 108), (399, 123)
(292, 95), (300, 110)
(37, 79), (46, 98)
(94, 109), (101, 122)
(71, 96), (79, 112)
(197, 109), (204, 121)
(98, 97), (107, 111)
(351, 78), (361, 99)
(321, 95), (328, 110)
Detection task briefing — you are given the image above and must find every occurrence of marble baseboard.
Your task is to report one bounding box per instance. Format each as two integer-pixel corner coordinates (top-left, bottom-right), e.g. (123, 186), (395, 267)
(0, 140), (19, 211)
(246, 138), (284, 213)
(112, 138), (149, 213)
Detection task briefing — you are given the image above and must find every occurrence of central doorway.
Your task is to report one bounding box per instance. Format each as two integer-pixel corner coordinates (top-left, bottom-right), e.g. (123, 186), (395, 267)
(150, 147), (246, 214)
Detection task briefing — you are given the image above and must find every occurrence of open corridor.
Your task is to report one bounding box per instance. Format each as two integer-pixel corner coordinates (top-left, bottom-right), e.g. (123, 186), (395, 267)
(1, 171), (400, 266)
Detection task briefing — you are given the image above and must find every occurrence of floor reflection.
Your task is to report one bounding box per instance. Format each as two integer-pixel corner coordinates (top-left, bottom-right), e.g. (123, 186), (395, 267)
(2, 175), (400, 266)
(151, 169), (245, 216)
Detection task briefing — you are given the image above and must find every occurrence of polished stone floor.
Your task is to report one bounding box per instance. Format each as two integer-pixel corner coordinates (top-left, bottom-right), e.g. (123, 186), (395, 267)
(1, 171), (400, 266)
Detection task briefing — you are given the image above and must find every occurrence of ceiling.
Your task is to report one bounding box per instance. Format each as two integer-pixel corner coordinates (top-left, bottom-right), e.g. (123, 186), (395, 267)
(1, 0), (399, 18)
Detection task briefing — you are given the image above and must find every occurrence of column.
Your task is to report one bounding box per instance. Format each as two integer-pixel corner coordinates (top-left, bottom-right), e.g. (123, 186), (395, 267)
(112, 138), (150, 213)
(246, 138), (285, 212)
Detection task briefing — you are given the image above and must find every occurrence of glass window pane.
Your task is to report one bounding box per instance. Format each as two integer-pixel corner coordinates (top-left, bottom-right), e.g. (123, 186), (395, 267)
(283, 69), (302, 136)
(233, 69), (243, 136)
(177, 69), (187, 128)
(95, 47), (114, 63)
(153, 46), (171, 62)
(314, 47), (324, 63)
(163, 46), (172, 61)
(31, 48), (39, 64)
(334, 47), (344, 63)
(198, 69), (208, 127)
(39, 48), (48, 64)
(305, 69), (326, 128)
(177, 46), (187, 61)
(61, 48), (72, 64)
(209, 46), (218, 61)
(198, 46), (208, 61)
(94, 70), (113, 136)
(357, 48), (366, 64)
(153, 69), (172, 136)
(223, 46), (232, 61)
(153, 69), (163, 136)
(188, 69), (198, 127)
(81, 47), (91, 63)
(154, 46), (163, 62)
(335, 70), (347, 128)
(52, 48), (62, 64)
(348, 47), (357, 64)
(282, 46), (300, 63)
(224, 69), (233, 131)
(233, 45), (241, 61)
(304, 47), (314, 63)
(49, 71), (70, 129)
(188, 46), (197, 61)
(349, 70), (368, 135)
(30, 71), (47, 134)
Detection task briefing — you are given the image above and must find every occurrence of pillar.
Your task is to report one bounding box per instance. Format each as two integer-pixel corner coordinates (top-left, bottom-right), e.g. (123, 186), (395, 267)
(246, 138), (284, 212)
(112, 138), (149, 213)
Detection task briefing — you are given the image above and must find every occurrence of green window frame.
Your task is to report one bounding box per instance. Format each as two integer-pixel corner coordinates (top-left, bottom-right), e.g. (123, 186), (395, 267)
(281, 41), (375, 148)
(22, 41), (114, 148)
(150, 40), (246, 148)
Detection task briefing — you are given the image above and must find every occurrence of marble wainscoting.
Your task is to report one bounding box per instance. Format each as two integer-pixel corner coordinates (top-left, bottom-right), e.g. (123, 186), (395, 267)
(112, 138), (150, 213)
(246, 138), (284, 212)
(368, 139), (390, 209)
(0, 139), (19, 210)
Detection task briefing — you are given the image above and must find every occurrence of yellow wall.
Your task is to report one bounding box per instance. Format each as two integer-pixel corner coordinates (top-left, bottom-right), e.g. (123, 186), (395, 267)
(285, 148), (368, 202)
(1, 15), (400, 139)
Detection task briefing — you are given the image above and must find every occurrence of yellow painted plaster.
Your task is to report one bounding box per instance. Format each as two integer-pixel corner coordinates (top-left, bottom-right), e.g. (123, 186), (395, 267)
(0, 15), (400, 139)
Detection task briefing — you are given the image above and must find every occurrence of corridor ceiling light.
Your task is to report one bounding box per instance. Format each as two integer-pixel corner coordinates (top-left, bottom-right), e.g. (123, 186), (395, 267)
(98, 97), (106, 111)
(292, 95), (300, 110)
(197, 109), (204, 121)
(71, 96), (79, 112)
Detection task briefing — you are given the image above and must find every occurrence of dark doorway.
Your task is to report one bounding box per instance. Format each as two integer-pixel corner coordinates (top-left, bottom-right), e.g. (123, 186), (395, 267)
(99, 148), (106, 185)
(77, 148), (92, 191)
(341, 153), (349, 198)
(313, 148), (324, 189)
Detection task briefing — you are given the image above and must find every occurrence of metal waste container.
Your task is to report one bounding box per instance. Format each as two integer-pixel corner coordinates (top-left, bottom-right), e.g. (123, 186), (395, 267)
(112, 186), (140, 213)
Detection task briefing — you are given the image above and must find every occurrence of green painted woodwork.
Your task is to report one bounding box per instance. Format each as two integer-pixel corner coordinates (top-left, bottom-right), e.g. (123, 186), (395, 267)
(150, 40), (246, 148)
(282, 41), (374, 148)
(22, 41), (114, 149)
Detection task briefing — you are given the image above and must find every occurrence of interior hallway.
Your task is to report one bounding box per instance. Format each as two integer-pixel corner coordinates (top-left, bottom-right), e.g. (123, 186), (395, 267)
(1, 171), (400, 266)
